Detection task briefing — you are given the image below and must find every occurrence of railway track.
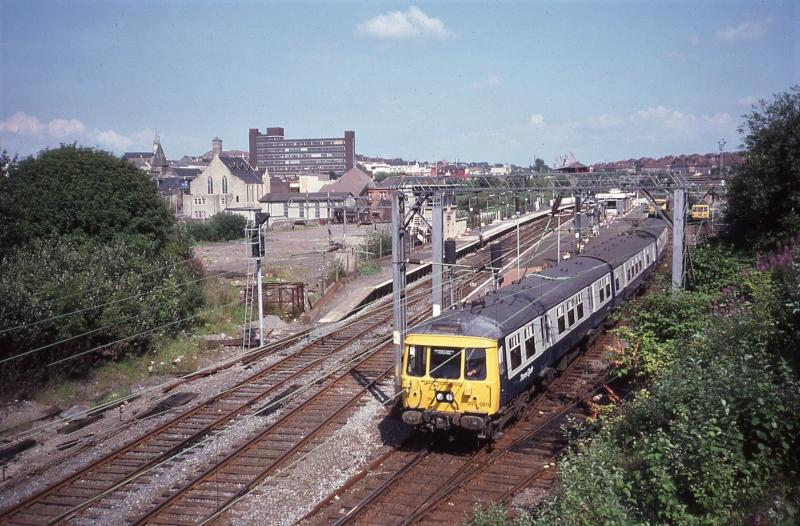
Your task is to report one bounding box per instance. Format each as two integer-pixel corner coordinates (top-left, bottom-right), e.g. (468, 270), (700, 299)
(0, 211), (562, 526)
(302, 333), (616, 526)
(0, 302), (407, 525)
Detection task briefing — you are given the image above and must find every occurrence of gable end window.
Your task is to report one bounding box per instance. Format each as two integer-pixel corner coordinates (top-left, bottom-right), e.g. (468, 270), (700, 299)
(208, 177), (214, 194)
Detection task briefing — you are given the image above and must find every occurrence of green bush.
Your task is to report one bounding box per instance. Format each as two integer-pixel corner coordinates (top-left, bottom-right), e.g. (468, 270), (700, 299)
(525, 305), (800, 526)
(360, 228), (392, 259)
(0, 237), (204, 383)
(0, 146), (205, 385)
(180, 213), (247, 242)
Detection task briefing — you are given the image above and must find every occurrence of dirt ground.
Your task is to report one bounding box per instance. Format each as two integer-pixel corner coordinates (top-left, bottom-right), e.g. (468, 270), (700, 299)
(194, 222), (380, 285)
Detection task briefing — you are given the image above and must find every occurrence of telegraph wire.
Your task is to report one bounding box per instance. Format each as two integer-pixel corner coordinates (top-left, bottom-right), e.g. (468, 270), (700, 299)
(0, 265), (248, 336)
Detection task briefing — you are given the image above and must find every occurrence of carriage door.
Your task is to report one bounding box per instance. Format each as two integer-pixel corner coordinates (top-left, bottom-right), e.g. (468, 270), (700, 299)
(534, 317), (545, 357)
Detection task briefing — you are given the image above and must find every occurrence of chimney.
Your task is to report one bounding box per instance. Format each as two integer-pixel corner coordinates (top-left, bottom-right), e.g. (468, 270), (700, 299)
(212, 137), (223, 158)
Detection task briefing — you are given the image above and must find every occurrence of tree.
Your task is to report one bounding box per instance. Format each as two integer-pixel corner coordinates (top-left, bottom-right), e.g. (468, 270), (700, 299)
(0, 145), (174, 254)
(533, 157), (549, 173)
(0, 145), (203, 383)
(724, 86), (800, 249)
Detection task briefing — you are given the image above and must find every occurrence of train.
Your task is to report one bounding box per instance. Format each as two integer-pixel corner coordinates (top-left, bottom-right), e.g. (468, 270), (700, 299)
(647, 198), (669, 217)
(690, 204), (711, 221)
(400, 217), (668, 439)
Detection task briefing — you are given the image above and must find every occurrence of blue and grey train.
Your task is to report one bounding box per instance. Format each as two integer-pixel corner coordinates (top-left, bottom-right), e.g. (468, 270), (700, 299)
(400, 218), (668, 439)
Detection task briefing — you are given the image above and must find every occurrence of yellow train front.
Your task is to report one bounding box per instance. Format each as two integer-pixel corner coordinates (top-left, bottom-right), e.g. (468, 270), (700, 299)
(401, 334), (501, 438)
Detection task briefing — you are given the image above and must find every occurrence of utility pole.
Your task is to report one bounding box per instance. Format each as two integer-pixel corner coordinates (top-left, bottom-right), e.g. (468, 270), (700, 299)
(516, 213), (520, 279)
(557, 212), (562, 264)
(672, 189), (686, 292)
(718, 139), (726, 175)
(391, 192), (407, 395)
(431, 193), (444, 317)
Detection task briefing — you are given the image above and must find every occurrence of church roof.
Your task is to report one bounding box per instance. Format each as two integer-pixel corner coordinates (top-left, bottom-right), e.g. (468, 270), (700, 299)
(219, 155), (263, 184)
(318, 166), (373, 195)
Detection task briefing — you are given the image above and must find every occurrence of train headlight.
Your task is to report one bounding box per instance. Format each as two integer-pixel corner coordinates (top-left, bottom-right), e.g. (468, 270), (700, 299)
(445, 392), (454, 402)
(436, 392), (444, 402)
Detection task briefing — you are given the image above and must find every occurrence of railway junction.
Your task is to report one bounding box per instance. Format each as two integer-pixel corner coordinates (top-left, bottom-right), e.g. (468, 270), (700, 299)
(0, 171), (724, 526)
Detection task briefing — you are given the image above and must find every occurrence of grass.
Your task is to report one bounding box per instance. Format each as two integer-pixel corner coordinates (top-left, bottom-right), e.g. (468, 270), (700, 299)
(31, 278), (248, 410)
(358, 259), (382, 276)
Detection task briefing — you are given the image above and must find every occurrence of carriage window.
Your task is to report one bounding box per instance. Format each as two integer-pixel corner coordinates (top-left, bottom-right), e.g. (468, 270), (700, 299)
(577, 302), (584, 319)
(509, 345), (522, 370)
(429, 347), (462, 379)
(615, 276), (620, 290)
(606, 283), (611, 297)
(464, 348), (486, 380)
(525, 332), (536, 359)
(557, 314), (566, 333)
(568, 309), (575, 326)
(405, 346), (424, 377)
(599, 287), (605, 302)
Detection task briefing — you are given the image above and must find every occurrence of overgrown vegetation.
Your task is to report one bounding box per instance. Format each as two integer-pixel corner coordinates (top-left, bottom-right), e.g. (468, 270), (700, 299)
(356, 228), (391, 276)
(179, 212), (247, 242)
(360, 228), (392, 259)
(470, 244), (800, 526)
(0, 146), (204, 386)
(30, 279), (245, 409)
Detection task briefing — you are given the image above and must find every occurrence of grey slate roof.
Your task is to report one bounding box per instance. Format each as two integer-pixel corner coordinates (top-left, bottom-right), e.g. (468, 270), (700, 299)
(219, 155), (263, 184)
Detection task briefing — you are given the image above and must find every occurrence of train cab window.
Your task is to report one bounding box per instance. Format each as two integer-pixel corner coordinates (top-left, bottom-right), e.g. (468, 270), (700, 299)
(405, 346), (424, 377)
(429, 347), (462, 379)
(464, 348), (486, 380)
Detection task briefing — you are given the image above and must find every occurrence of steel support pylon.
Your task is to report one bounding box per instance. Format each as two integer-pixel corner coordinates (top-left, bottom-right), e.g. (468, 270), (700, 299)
(391, 192), (407, 395)
(672, 188), (687, 292)
(431, 194), (444, 317)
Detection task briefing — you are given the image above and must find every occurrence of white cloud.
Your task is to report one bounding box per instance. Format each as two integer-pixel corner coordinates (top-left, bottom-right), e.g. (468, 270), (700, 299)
(716, 18), (772, 43)
(356, 6), (447, 40)
(0, 111), (43, 135)
(0, 111), (158, 153)
(663, 50), (682, 59)
(470, 75), (502, 90)
(529, 113), (545, 126)
(630, 105), (734, 136)
(587, 113), (622, 130)
(90, 129), (134, 150)
(47, 118), (87, 138)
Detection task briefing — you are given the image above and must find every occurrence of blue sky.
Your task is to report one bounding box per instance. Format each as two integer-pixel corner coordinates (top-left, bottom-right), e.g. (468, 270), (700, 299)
(1, 1), (797, 165)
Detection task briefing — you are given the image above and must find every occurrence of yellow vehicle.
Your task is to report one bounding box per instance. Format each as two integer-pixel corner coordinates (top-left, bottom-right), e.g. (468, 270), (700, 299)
(647, 198), (669, 217)
(691, 204), (710, 220)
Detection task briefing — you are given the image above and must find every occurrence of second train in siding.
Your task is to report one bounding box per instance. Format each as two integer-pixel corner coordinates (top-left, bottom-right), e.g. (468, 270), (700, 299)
(400, 217), (668, 439)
